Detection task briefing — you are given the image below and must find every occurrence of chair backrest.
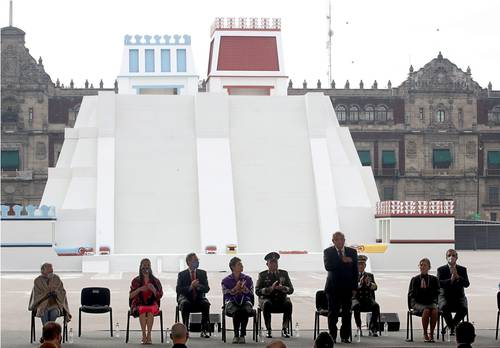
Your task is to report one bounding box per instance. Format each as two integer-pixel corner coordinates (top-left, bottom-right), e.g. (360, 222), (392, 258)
(315, 290), (328, 311)
(81, 287), (110, 307)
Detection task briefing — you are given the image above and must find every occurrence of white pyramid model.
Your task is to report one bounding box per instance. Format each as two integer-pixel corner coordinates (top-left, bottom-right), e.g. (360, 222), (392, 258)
(41, 91), (379, 254)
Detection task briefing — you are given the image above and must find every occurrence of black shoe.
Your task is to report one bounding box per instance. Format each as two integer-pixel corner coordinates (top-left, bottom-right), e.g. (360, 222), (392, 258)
(266, 330), (273, 338)
(341, 338), (351, 343)
(370, 330), (378, 337)
(281, 329), (290, 338)
(200, 330), (210, 338)
(441, 326), (447, 336)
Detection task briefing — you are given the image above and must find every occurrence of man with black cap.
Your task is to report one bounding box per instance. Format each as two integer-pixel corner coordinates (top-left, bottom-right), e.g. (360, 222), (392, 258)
(256, 252), (294, 338)
(352, 255), (380, 337)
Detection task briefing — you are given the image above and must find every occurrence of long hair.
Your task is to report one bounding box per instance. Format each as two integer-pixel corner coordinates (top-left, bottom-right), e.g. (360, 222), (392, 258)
(139, 258), (154, 284)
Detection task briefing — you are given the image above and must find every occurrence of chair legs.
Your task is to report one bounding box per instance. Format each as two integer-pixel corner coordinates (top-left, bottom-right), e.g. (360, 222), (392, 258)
(406, 310), (414, 342)
(78, 308), (82, 337)
(496, 310), (499, 340)
(62, 314), (67, 343)
(257, 308), (293, 338)
(30, 312), (35, 343)
(125, 311), (131, 343)
(314, 312), (319, 340)
(221, 309), (226, 343)
(110, 309), (113, 337)
(160, 311), (164, 343)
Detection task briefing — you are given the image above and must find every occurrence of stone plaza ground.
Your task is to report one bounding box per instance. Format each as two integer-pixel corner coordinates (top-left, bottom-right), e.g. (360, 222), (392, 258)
(1, 250), (499, 347)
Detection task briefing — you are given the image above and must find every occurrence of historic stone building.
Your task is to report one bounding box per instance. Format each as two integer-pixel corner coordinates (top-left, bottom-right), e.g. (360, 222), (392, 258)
(2, 22), (499, 221)
(289, 52), (500, 220)
(1, 25), (115, 206)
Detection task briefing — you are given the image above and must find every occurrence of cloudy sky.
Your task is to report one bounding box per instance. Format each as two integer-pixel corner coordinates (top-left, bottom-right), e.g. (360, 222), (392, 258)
(2, 0), (499, 89)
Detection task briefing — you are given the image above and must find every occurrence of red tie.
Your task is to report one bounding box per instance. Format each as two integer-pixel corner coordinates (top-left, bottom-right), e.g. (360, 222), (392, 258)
(191, 270), (197, 299)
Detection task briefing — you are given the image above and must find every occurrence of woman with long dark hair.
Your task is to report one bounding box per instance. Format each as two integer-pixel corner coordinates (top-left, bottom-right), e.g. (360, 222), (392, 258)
(129, 258), (163, 344)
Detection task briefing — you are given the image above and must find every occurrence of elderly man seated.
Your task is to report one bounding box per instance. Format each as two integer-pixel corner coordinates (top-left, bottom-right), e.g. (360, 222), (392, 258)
(352, 255), (380, 337)
(28, 263), (71, 325)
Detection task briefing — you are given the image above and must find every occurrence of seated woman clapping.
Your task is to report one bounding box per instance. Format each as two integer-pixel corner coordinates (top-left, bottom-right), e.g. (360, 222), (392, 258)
(129, 258), (163, 345)
(408, 258), (439, 342)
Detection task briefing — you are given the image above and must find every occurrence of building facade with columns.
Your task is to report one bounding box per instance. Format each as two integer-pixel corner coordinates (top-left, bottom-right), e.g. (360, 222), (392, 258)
(289, 52), (500, 221)
(1, 25), (115, 207)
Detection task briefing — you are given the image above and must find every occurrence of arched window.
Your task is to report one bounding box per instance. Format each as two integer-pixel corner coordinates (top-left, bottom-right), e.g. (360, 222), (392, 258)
(364, 105), (375, 121)
(489, 106), (500, 122)
(436, 109), (446, 123)
(349, 105), (360, 121)
(375, 105), (388, 121)
(336, 105), (347, 121)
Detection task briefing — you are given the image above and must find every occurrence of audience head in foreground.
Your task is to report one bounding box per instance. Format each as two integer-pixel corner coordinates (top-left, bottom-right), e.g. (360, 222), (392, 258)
(266, 339), (287, 348)
(456, 321), (475, 347)
(314, 331), (335, 348)
(40, 322), (62, 348)
(170, 322), (189, 347)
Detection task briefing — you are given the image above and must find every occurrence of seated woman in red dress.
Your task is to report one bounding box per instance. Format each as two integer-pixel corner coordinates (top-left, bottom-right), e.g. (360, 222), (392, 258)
(129, 258), (163, 344)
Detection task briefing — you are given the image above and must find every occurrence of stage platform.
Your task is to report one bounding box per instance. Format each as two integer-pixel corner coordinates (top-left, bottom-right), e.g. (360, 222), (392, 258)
(2, 251), (499, 347)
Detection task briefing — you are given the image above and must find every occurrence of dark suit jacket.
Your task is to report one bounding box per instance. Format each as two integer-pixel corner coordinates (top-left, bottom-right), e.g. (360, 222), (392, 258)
(323, 246), (358, 293)
(437, 264), (470, 304)
(408, 274), (439, 307)
(255, 269), (294, 304)
(355, 272), (377, 304)
(176, 268), (210, 303)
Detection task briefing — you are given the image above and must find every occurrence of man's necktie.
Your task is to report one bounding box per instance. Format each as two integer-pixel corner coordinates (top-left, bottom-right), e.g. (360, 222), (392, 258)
(191, 270), (197, 298)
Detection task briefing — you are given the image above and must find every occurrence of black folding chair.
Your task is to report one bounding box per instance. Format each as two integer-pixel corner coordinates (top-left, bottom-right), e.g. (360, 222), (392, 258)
(78, 287), (113, 337)
(257, 301), (293, 337)
(30, 308), (68, 343)
(313, 290), (352, 341)
(221, 296), (258, 343)
(406, 295), (440, 342)
(439, 297), (469, 341)
(495, 291), (499, 340)
(125, 299), (164, 343)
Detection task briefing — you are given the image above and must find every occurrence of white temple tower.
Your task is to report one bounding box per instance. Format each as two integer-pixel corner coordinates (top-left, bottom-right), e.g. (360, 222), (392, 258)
(117, 33), (198, 95)
(206, 17), (288, 96)
(41, 19), (379, 260)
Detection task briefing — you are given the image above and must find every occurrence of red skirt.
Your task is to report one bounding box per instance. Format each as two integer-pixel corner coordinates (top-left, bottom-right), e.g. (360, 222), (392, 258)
(138, 303), (159, 315)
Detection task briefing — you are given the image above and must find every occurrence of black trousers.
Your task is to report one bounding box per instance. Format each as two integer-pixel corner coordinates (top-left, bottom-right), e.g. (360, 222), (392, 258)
(261, 298), (292, 331)
(352, 300), (380, 332)
(326, 290), (352, 340)
(225, 301), (253, 337)
(179, 299), (210, 331)
(439, 297), (467, 329)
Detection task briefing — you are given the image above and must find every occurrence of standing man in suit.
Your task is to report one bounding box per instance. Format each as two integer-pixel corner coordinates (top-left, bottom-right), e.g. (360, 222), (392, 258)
(437, 249), (470, 336)
(352, 255), (380, 337)
(255, 252), (294, 338)
(323, 231), (358, 343)
(176, 253), (211, 338)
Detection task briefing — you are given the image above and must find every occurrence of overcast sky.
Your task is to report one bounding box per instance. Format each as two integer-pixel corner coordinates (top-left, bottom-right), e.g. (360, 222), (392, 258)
(2, 0), (499, 90)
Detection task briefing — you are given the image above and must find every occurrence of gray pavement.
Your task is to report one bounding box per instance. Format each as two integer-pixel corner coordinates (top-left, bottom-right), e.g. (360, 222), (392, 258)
(2, 250), (500, 347)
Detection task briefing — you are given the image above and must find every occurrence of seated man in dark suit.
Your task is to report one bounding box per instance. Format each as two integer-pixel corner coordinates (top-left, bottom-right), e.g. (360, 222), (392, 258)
(255, 252), (294, 338)
(176, 253), (211, 338)
(437, 249), (470, 336)
(352, 255), (380, 337)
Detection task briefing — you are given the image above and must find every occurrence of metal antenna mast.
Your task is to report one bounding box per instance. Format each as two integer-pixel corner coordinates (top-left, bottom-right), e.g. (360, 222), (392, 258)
(326, 0), (333, 83)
